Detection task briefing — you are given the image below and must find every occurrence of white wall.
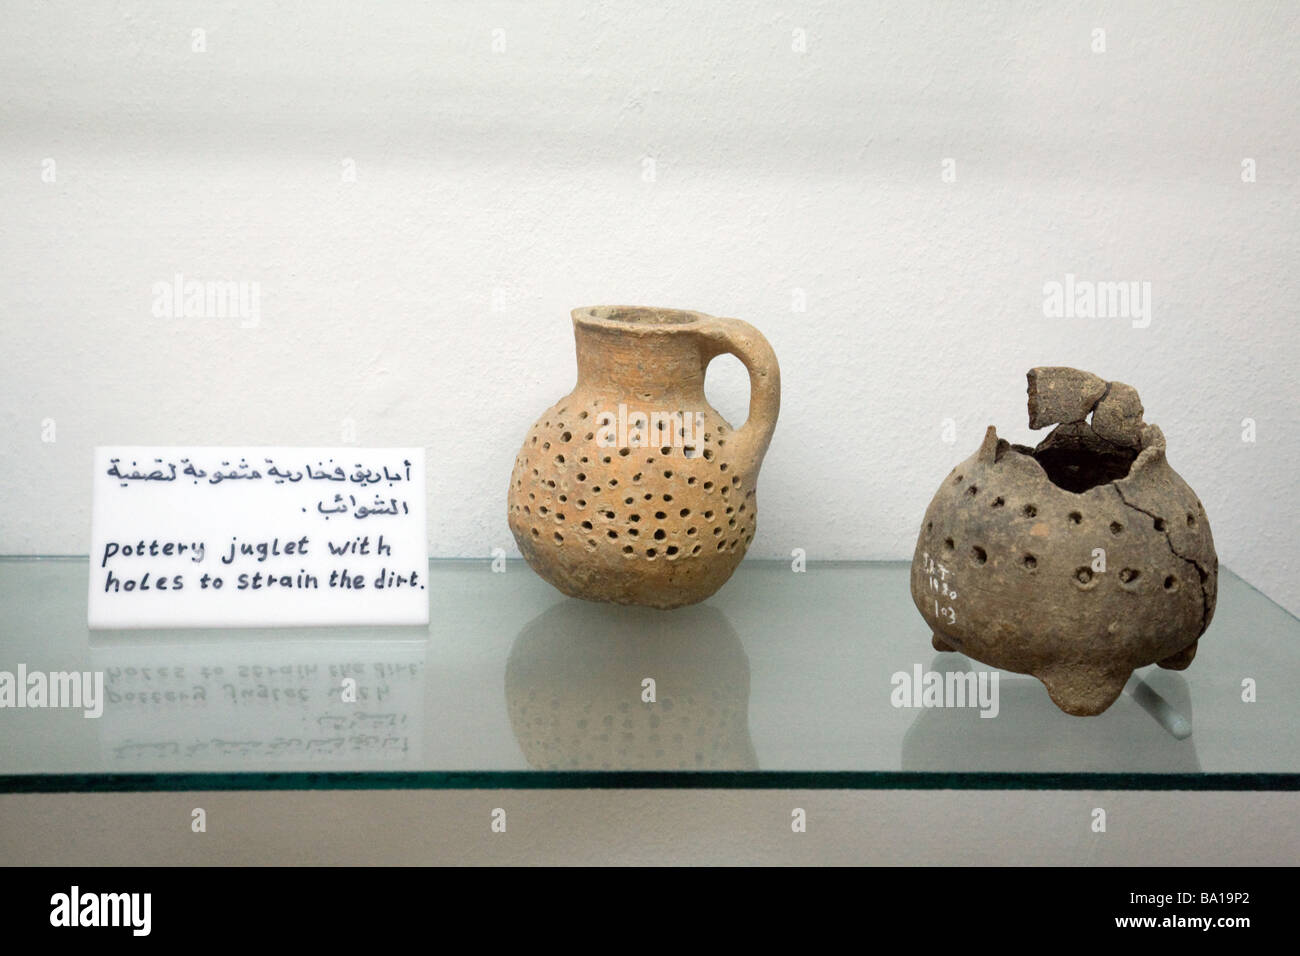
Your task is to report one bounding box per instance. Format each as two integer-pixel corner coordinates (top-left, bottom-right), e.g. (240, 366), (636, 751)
(2, 1), (1298, 613)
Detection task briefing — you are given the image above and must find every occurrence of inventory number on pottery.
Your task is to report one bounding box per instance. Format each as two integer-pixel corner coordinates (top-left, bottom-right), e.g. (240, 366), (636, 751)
(920, 552), (958, 625)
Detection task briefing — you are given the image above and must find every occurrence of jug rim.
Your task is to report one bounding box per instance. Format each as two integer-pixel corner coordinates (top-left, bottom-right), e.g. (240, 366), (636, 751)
(572, 305), (707, 332)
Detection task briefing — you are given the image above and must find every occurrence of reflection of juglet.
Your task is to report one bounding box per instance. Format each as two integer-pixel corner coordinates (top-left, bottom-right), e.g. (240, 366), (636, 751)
(506, 600), (757, 770)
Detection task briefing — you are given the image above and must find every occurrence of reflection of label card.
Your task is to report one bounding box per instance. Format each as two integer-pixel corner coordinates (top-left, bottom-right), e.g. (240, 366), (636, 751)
(88, 446), (429, 629)
(90, 641), (426, 771)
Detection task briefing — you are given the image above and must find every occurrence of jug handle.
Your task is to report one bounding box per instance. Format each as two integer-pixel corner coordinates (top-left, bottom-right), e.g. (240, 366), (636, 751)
(695, 316), (781, 467)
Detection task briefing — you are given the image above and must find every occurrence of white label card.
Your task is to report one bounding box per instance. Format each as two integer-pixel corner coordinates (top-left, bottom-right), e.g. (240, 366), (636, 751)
(88, 447), (429, 629)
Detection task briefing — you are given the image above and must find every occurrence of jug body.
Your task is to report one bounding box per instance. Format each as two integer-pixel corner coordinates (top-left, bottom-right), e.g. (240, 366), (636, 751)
(507, 306), (780, 609)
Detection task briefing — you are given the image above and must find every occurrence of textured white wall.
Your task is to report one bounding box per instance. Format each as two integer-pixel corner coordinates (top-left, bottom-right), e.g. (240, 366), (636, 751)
(2, 2), (1298, 613)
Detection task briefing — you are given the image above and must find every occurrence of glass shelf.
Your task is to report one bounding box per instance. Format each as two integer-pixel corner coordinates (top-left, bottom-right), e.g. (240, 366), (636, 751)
(1, 557), (1296, 792)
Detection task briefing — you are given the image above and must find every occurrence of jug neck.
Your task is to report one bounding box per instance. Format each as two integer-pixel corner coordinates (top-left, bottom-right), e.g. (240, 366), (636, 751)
(572, 307), (708, 400)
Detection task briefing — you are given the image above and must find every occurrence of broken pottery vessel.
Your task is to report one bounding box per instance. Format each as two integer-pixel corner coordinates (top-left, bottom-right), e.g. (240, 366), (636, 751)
(507, 306), (780, 609)
(911, 368), (1217, 716)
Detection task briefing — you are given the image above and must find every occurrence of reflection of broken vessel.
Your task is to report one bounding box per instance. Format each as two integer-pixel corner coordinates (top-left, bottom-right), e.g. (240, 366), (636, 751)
(910, 368), (1218, 717)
